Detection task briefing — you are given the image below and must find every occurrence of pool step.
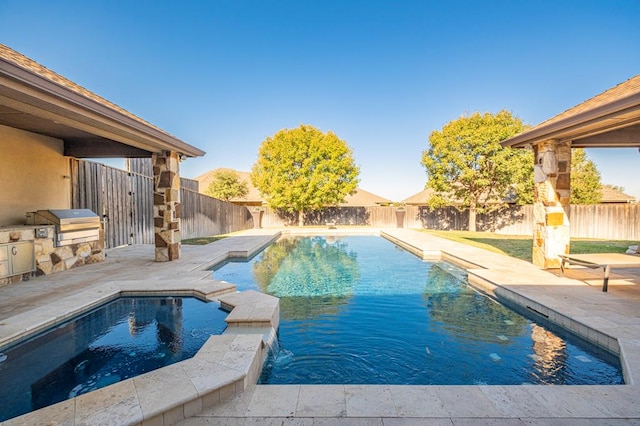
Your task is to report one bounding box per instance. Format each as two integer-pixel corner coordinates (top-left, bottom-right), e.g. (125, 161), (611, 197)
(219, 290), (280, 330)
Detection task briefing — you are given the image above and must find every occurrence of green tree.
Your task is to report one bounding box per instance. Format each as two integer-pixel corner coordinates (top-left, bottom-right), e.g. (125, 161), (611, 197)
(205, 169), (248, 202)
(421, 111), (532, 231)
(603, 184), (625, 193)
(570, 148), (602, 204)
(251, 124), (360, 226)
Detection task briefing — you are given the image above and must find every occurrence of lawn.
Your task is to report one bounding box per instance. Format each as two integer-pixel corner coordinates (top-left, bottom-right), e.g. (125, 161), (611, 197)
(181, 235), (227, 245)
(424, 230), (636, 262)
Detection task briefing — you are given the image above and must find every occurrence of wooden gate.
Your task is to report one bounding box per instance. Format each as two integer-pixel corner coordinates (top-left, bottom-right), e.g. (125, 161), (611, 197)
(70, 159), (154, 248)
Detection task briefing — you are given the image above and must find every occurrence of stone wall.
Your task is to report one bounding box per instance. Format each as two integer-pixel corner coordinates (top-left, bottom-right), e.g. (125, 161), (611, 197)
(34, 226), (105, 276)
(0, 225), (105, 287)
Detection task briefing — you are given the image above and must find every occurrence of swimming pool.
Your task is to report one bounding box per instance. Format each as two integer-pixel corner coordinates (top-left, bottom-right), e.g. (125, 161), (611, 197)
(0, 296), (228, 422)
(213, 235), (623, 385)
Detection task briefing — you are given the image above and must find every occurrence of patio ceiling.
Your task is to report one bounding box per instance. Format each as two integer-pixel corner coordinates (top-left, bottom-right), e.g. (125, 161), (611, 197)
(502, 75), (640, 149)
(0, 44), (205, 158)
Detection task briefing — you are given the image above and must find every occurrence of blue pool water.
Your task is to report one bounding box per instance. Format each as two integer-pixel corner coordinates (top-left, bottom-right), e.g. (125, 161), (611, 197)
(213, 235), (623, 385)
(0, 296), (228, 422)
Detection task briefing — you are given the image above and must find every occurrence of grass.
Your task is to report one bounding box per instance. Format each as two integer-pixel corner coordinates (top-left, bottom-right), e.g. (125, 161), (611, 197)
(423, 230), (636, 263)
(181, 235), (227, 245)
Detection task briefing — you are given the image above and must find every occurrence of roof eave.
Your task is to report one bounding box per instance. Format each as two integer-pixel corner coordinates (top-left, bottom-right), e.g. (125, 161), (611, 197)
(0, 57), (205, 157)
(501, 91), (640, 148)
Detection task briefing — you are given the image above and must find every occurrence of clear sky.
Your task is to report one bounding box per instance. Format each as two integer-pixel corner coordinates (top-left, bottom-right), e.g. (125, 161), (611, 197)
(1, 1), (639, 201)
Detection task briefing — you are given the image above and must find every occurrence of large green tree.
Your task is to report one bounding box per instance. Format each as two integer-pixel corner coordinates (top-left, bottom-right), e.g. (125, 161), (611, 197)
(570, 148), (602, 204)
(205, 169), (248, 202)
(251, 124), (359, 226)
(421, 110), (532, 231)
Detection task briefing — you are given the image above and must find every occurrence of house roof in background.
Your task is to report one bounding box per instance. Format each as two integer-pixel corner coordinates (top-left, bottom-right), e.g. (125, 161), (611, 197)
(0, 43), (204, 157)
(402, 188), (434, 205)
(196, 168), (390, 206)
(502, 74), (640, 148)
(339, 187), (390, 206)
(402, 186), (637, 205)
(601, 186), (637, 203)
(195, 169), (263, 203)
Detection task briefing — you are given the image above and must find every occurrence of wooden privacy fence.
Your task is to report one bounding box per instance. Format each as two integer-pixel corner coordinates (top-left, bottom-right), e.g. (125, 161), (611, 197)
(71, 159), (253, 248)
(567, 204), (640, 240)
(180, 187), (253, 239)
(260, 204), (640, 240)
(71, 158), (639, 244)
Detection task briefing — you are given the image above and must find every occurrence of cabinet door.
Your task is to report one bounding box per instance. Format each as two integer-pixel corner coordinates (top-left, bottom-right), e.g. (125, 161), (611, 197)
(0, 245), (8, 278)
(10, 242), (35, 275)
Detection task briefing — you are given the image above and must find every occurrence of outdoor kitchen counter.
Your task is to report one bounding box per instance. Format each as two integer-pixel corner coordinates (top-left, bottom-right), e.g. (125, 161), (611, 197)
(0, 224), (41, 231)
(0, 225), (41, 243)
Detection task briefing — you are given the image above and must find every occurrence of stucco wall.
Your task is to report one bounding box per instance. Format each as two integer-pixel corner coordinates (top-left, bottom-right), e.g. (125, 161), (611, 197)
(0, 124), (71, 225)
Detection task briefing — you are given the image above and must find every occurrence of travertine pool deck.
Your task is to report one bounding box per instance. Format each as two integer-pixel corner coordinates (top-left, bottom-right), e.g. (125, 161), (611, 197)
(1, 228), (639, 425)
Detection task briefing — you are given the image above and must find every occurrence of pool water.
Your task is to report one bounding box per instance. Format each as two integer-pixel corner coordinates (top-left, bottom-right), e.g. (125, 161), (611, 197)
(213, 235), (623, 385)
(0, 296), (228, 422)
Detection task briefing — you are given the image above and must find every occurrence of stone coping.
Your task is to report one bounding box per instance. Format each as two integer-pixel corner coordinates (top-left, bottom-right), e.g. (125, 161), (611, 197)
(219, 290), (280, 330)
(197, 232), (282, 272)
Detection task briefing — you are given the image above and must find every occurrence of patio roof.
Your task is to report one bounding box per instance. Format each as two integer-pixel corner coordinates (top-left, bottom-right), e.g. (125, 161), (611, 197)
(502, 75), (640, 149)
(0, 43), (204, 158)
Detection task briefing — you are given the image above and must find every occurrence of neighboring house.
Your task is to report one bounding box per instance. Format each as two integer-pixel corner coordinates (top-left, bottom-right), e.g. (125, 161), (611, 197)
(402, 188), (436, 206)
(401, 188), (517, 206)
(0, 43), (204, 283)
(339, 187), (391, 207)
(196, 169), (263, 207)
(196, 168), (390, 207)
(403, 186), (637, 206)
(600, 186), (637, 203)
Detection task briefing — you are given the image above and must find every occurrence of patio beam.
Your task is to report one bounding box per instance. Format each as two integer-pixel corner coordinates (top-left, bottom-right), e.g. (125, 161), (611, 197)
(571, 123), (640, 147)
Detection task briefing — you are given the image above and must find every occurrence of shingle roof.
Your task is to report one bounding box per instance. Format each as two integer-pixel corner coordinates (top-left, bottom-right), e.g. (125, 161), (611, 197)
(0, 44), (167, 133)
(339, 187), (390, 206)
(538, 75), (640, 128)
(402, 188), (434, 205)
(502, 74), (640, 148)
(600, 186), (637, 203)
(0, 43), (204, 157)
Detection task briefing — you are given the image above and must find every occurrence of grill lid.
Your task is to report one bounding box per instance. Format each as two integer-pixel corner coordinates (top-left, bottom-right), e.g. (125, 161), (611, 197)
(30, 209), (100, 232)
(44, 209), (99, 221)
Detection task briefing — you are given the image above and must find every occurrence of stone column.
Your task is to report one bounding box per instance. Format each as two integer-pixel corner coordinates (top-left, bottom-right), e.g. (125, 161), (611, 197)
(153, 150), (181, 261)
(532, 140), (571, 268)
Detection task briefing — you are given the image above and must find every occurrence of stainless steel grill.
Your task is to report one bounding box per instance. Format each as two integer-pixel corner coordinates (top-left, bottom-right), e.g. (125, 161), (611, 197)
(27, 209), (101, 246)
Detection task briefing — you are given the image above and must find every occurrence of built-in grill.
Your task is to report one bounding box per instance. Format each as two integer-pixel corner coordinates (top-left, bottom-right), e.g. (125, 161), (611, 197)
(27, 209), (101, 247)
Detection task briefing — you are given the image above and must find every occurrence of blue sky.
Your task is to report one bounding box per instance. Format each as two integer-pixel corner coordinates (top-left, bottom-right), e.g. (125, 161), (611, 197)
(1, 0), (639, 201)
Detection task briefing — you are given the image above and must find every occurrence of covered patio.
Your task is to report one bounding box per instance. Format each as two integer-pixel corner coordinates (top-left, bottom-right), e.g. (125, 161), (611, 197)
(502, 75), (640, 269)
(0, 43), (204, 266)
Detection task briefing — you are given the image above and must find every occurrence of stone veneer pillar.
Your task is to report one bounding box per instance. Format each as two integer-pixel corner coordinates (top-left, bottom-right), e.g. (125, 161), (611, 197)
(153, 150), (181, 261)
(532, 140), (572, 268)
